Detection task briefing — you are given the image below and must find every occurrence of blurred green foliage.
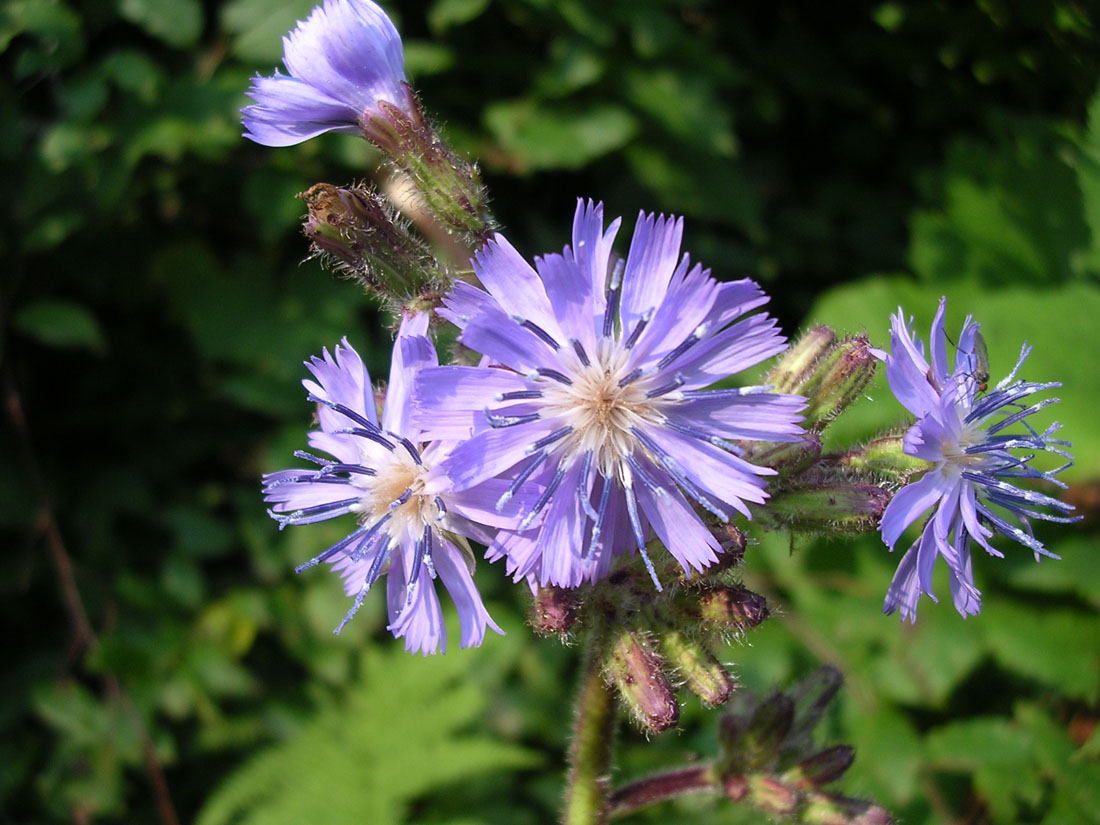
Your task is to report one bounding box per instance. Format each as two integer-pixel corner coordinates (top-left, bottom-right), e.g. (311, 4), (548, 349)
(2, 0), (1098, 824)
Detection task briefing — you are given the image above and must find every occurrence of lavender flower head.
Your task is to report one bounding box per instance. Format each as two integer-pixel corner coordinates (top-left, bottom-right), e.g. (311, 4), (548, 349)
(263, 315), (510, 654)
(414, 200), (806, 589)
(879, 298), (1076, 621)
(242, 0), (407, 147)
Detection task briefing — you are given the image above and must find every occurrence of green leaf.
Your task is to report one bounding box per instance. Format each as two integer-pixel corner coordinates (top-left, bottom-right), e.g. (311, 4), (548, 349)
(197, 646), (539, 825)
(117, 0), (203, 49)
(427, 0), (490, 34)
(1071, 81), (1100, 277)
(14, 300), (106, 353)
(484, 100), (637, 173)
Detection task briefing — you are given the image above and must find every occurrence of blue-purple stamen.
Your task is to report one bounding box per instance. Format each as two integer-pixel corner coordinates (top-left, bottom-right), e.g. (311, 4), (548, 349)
(344, 513), (392, 563)
(495, 389), (543, 402)
(584, 476), (614, 562)
(985, 397), (1060, 435)
(576, 451), (600, 521)
(334, 536), (392, 635)
(333, 427), (396, 452)
(271, 496), (360, 529)
(294, 450), (333, 466)
(433, 496), (447, 519)
(295, 525), (369, 573)
(403, 527), (432, 607)
(397, 437), (423, 465)
(527, 425), (573, 454)
(602, 259), (625, 338)
(625, 454), (668, 497)
(623, 309), (652, 349)
(632, 427), (730, 522)
(307, 393), (382, 433)
(645, 374), (684, 399)
(519, 464), (568, 531)
(571, 338), (591, 367)
(680, 385), (773, 400)
(496, 449), (551, 511)
(514, 316), (561, 351)
(664, 419), (744, 454)
(656, 324), (708, 370)
(264, 472), (351, 489)
(485, 408), (542, 428)
(973, 502), (1061, 558)
(388, 488), (413, 510)
(623, 483), (662, 592)
(617, 367), (645, 388)
(535, 367), (573, 385)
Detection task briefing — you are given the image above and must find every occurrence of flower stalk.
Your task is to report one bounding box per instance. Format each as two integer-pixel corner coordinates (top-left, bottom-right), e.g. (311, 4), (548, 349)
(564, 637), (617, 825)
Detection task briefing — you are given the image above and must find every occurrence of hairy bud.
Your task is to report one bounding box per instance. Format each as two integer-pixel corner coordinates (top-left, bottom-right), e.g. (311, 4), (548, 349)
(762, 481), (889, 534)
(800, 335), (879, 429)
(604, 630), (679, 733)
(786, 745), (856, 789)
(767, 326), (837, 394)
(530, 586), (579, 636)
(660, 628), (735, 708)
(837, 433), (929, 482)
(696, 585), (769, 631)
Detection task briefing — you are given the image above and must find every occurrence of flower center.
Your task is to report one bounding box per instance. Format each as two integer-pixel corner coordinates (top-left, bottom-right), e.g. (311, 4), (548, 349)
(356, 444), (440, 544)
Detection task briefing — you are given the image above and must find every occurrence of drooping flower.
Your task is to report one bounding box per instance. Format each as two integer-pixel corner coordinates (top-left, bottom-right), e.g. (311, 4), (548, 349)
(879, 298), (1076, 621)
(413, 200), (806, 589)
(263, 315), (516, 654)
(241, 0), (407, 147)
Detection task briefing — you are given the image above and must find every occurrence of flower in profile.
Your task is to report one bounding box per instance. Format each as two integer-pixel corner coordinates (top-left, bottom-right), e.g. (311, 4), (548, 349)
(879, 298), (1076, 621)
(241, 0), (407, 147)
(262, 315), (511, 654)
(414, 200), (806, 589)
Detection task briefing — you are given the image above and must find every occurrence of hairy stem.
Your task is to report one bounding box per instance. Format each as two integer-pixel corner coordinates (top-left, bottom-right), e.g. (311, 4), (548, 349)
(609, 765), (719, 819)
(563, 638), (616, 825)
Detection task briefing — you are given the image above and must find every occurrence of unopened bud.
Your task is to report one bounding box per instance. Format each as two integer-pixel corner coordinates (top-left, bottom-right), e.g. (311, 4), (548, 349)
(837, 434), (928, 482)
(788, 666), (844, 744)
(786, 745), (855, 789)
(744, 694), (794, 766)
(767, 326), (837, 394)
(660, 629), (735, 708)
(722, 773), (749, 801)
(362, 84), (492, 241)
(530, 586), (578, 636)
(803, 793), (893, 825)
(800, 335), (878, 429)
(762, 481), (889, 534)
(604, 630), (679, 732)
(696, 586), (769, 631)
(301, 183), (444, 305)
(744, 431), (822, 477)
(749, 775), (798, 815)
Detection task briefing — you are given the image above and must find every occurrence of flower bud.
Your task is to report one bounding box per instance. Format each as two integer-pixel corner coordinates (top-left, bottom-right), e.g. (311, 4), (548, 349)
(761, 481), (889, 534)
(803, 793), (893, 825)
(362, 85), (493, 241)
(744, 693), (794, 766)
(743, 431), (822, 477)
(749, 775), (798, 815)
(799, 335), (879, 429)
(604, 630), (679, 733)
(659, 628), (735, 708)
(530, 586), (579, 636)
(788, 666), (844, 744)
(837, 433), (928, 482)
(301, 183), (444, 306)
(785, 745), (855, 789)
(696, 585), (769, 631)
(766, 326), (837, 394)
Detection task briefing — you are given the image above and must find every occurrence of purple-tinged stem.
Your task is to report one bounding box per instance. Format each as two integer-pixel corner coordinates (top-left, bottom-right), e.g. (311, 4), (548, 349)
(608, 765), (718, 819)
(563, 639), (616, 825)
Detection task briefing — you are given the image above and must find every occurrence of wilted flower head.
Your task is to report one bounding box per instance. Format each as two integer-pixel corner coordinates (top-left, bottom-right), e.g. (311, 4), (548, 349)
(413, 200), (805, 589)
(242, 0), (407, 147)
(879, 298), (1076, 621)
(262, 315), (509, 654)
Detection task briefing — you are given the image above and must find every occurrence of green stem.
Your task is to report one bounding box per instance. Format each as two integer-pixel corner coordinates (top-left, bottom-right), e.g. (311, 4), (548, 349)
(563, 638), (616, 825)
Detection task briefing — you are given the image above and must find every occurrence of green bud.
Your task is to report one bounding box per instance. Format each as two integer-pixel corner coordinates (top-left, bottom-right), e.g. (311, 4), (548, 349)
(837, 433), (928, 482)
(785, 745), (855, 789)
(799, 335), (879, 429)
(761, 481), (889, 534)
(803, 793), (893, 825)
(766, 326), (837, 394)
(362, 86), (493, 242)
(743, 432), (822, 477)
(748, 775), (798, 815)
(660, 628), (735, 708)
(301, 183), (444, 306)
(604, 630), (679, 733)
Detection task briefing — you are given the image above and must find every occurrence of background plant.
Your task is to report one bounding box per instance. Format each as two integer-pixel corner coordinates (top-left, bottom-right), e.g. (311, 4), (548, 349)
(2, 1), (1099, 823)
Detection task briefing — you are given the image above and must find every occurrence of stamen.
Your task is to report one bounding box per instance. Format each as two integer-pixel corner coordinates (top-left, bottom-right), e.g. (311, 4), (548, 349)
(577, 451), (600, 521)
(403, 529), (429, 607)
(632, 427), (730, 522)
(534, 367), (573, 386)
(334, 536), (391, 634)
(513, 316), (561, 350)
(388, 488), (412, 510)
(680, 385), (774, 400)
(664, 419), (744, 454)
(625, 454), (668, 497)
(602, 259), (625, 337)
(623, 483), (662, 592)
(295, 525), (368, 573)
(486, 408), (541, 428)
(527, 425), (573, 454)
(496, 449), (551, 512)
(656, 323), (709, 370)
(571, 339), (590, 367)
(307, 394), (381, 433)
(985, 397), (1059, 435)
(519, 464), (567, 531)
(646, 373), (684, 399)
(617, 367), (645, 388)
(584, 476), (614, 562)
(317, 463), (376, 477)
(494, 389), (543, 402)
(332, 427), (396, 452)
(271, 496), (360, 529)
(294, 450), (333, 466)
(398, 437), (423, 465)
(623, 309), (652, 349)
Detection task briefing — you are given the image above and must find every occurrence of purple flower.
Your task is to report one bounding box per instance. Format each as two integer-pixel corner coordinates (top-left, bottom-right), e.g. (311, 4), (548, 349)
(241, 0), (407, 147)
(263, 315), (511, 654)
(413, 200), (806, 589)
(879, 298), (1076, 621)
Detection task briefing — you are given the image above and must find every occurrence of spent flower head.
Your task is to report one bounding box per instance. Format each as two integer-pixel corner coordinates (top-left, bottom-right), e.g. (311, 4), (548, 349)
(241, 0), (407, 147)
(262, 315), (514, 654)
(413, 200), (806, 589)
(879, 297), (1077, 621)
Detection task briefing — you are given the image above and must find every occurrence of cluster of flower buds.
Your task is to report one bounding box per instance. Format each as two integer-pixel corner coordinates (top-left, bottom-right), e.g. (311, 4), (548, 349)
(532, 526), (770, 733)
(716, 668), (890, 824)
(741, 327), (889, 536)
